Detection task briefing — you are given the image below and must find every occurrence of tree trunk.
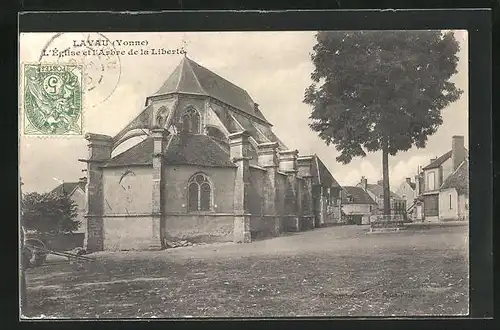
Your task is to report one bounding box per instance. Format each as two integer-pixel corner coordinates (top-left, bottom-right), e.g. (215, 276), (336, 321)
(382, 141), (391, 216)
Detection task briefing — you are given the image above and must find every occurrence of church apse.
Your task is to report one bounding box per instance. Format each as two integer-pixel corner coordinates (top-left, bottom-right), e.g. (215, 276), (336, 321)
(81, 56), (339, 251)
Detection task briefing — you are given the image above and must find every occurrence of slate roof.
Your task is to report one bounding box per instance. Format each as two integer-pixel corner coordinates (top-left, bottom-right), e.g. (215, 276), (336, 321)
(103, 133), (237, 168)
(152, 57), (269, 123)
(365, 184), (401, 199)
(50, 182), (86, 195)
(341, 186), (377, 205)
(408, 182), (417, 190)
(312, 156), (341, 188)
(440, 159), (469, 195)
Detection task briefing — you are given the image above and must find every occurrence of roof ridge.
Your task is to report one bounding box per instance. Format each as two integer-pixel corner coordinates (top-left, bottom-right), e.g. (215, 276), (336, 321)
(174, 58), (184, 91)
(184, 57), (207, 95)
(187, 57), (249, 96)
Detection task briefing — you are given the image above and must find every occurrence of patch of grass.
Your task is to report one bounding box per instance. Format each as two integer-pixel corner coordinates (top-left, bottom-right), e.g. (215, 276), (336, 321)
(22, 224), (468, 318)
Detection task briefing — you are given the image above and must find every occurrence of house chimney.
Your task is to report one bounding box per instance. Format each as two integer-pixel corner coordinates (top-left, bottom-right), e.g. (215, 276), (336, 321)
(377, 179), (383, 186)
(360, 176), (367, 190)
(406, 177), (411, 184)
(79, 176), (87, 185)
(452, 135), (466, 171)
(430, 157), (438, 164)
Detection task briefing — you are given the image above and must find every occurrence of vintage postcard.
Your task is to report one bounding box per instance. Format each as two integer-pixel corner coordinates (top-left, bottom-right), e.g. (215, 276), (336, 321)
(19, 29), (469, 318)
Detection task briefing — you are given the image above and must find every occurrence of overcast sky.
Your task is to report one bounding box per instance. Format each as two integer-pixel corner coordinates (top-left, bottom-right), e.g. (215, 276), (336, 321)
(19, 30), (468, 193)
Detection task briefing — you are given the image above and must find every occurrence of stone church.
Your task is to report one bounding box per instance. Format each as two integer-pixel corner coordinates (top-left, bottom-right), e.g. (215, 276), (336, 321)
(81, 56), (341, 251)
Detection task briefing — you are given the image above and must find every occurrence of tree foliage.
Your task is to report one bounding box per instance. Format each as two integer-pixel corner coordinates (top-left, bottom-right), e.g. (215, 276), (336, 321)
(21, 192), (80, 234)
(304, 30), (462, 164)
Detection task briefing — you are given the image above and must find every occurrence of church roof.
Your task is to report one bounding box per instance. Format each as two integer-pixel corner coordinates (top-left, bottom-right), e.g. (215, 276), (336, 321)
(50, 182), (86, 196)
(312, 156), (341, 188)
(152, 57), (269, 123)
(103, 133), (237, 168)
(440, 159), (469, 195)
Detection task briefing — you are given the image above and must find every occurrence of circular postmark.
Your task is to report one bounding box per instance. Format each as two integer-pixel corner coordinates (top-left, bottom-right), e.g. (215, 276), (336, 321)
(38, 32), (121, 108)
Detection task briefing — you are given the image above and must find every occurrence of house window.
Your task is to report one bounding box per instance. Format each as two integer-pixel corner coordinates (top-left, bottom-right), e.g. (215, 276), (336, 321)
(187, 173), (212, 212)
(449, 194), (452, 209)
(427, 172), (435, 191)
(181, 107), (201, 134)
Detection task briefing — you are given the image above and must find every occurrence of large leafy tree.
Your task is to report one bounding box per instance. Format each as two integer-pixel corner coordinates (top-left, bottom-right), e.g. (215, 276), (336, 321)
(304, 31), (462, 215)
(21, 192), (80, 234)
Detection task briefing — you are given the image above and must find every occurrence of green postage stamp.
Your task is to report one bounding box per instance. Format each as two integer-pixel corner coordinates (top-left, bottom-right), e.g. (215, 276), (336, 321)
(22, 63), (83, 136)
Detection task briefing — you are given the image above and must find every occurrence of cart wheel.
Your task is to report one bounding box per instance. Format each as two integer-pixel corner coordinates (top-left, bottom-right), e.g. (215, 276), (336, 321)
(25, 239), (48, 267)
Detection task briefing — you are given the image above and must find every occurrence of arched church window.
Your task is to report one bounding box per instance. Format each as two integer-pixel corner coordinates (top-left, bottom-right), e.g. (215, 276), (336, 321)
(187, 173), (212, 212)
(181, 107), (201, 134)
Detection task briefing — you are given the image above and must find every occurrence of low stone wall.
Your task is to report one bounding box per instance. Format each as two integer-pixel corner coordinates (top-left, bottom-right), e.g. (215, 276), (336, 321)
(369, 214), (405, 230)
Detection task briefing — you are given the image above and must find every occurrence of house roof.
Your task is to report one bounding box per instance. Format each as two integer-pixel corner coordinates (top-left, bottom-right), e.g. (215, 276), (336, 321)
(341, 186), (377, 205)
(408, 182), (416, 190)
(103, 133), (237, 168)
(422, 148), (468, 170)
(50, 182), (86, 196)
(440, 159), (469, 195)
(152, 57), (269, 124)
(422, 150), (452, 170)
(365, 184), (401, 199)
(312, 156), (341, 188)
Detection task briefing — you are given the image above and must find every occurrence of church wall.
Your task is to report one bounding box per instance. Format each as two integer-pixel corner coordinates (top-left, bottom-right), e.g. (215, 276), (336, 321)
(102, 166), (153, 215)
(276, 172), (287, 227)
(299, 179), (315, 230)
(99, 166), (155, 250)
(103, 216), (157, 250)
(248, 166), (273, 239)
(163, 165), (236, 242)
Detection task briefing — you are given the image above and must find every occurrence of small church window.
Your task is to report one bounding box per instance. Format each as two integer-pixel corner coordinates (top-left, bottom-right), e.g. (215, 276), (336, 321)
(181, 107), (201, 134)
(449, 194), (452, 209)
(187, 173), (212, 212)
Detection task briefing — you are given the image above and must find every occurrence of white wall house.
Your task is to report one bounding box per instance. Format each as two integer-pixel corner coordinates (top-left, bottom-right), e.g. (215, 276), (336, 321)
(419, 135), (467, 222)
(438, 159), (469, 221)
(340, 186), (377, 225)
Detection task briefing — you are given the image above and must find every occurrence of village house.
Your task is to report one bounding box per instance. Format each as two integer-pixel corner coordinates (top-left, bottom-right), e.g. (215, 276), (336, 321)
(80, 56), (341, 251)
(395, 177), (417, 204)
(438, 158), (469, 221)
(50, 177), (87, 236)
(340, 186), (377, 225)
(356, 177), (406, 216)
(395, 177), (418, 220)
(419, 135), (467, 221)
